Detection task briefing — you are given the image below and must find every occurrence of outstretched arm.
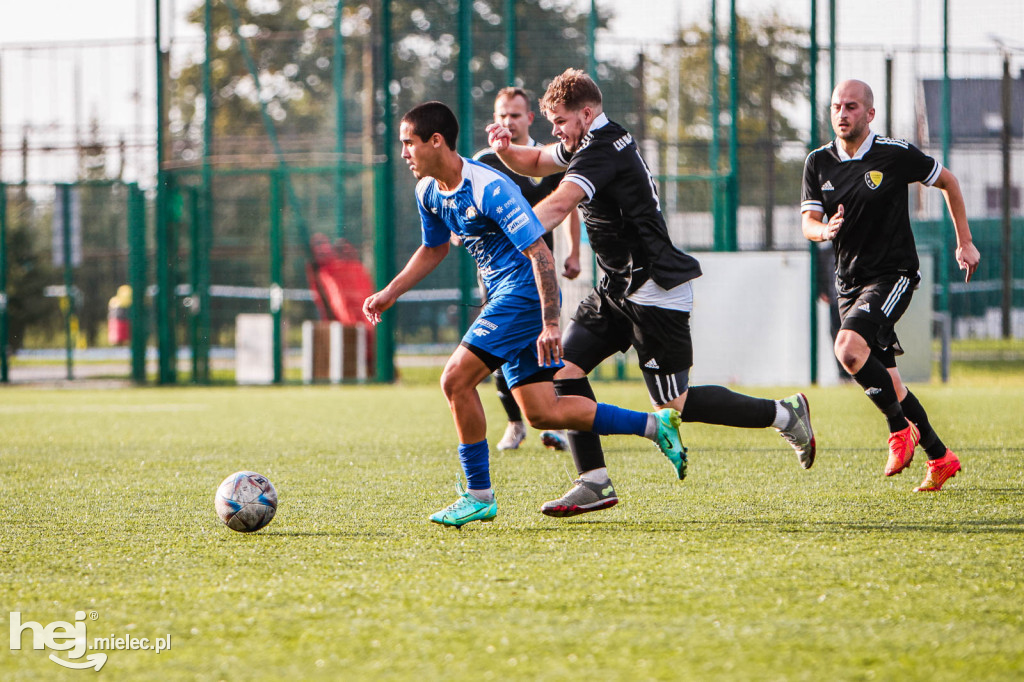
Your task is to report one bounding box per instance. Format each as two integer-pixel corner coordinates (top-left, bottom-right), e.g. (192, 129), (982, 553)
(363, 242), (450, 325)
(932, 167), (980, 282)
(523, 237), (563, 367)
(486, 123), (566, 177)
(534, 182), (586, 235)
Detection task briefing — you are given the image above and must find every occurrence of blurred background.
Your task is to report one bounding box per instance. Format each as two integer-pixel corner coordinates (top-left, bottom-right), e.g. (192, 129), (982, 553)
(0, 0), (1020, 385)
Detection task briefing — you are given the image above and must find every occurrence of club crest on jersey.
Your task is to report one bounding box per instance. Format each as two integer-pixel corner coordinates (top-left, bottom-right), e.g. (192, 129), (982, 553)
(465, 206), (478, 220)
(864, 171), (883, 190)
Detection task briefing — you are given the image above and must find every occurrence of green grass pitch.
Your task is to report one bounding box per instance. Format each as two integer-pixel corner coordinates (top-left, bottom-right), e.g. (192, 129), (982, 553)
(1, 375), (1022, 680)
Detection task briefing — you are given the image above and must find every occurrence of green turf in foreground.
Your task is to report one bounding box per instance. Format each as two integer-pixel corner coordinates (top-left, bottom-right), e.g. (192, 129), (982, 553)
(0, 382), (1022, 681)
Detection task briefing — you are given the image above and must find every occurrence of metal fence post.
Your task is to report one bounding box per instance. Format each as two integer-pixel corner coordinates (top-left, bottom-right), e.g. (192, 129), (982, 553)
(0, 182), (7, 383)
(128, 183), (147, 384)
(807, 0), (820, 385)
(59, 183), (74, 381)
(270, 170), (284, 385)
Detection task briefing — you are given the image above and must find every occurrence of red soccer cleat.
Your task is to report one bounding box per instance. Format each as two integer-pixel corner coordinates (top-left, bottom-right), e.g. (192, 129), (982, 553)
(885, 420), (920, 476)
(914, 450), (962, 492)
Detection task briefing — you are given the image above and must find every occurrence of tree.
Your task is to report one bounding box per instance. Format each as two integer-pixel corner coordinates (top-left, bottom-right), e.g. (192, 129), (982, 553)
(165, 0), (633, 343)
(170, 0), (620, 159)
(4, 195), (60, 352)
(648, 11), (811, 248)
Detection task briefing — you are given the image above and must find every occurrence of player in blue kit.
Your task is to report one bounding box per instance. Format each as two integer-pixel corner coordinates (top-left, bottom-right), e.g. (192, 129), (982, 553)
(363, 101), (686, 527)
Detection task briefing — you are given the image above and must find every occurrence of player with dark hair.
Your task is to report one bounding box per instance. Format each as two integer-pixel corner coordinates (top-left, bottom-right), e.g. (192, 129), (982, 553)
(473, 86), (581, 453)
(487, 70), (816, 517)
(363, 101), (686, 527)
(801, 79), (980, 492)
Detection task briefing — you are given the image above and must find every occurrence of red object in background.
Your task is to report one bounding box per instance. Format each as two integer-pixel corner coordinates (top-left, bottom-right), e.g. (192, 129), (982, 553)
(306, 234), (375, 326)
(107, 308), (130, 345)
(305, 234), (375, 370)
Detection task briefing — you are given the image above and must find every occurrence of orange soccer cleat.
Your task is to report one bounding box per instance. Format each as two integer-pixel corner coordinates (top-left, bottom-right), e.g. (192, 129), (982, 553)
(885, 420), (920, 476)
(914, 450), (962, 492)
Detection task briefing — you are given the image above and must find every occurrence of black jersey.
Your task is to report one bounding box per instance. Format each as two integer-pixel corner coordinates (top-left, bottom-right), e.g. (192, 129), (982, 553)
(553, 114), (702, 298)
(801, 132), (941, 288)
(474, 140), (560, 250)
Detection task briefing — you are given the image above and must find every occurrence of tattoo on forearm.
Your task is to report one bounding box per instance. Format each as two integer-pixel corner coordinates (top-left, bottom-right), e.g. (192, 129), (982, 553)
(529, 244), (560, 326)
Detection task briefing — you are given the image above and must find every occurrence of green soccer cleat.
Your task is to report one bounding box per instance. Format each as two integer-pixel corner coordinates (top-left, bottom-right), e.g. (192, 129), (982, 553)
(429, 479), (497, 527)
(654, 408), (688, 480)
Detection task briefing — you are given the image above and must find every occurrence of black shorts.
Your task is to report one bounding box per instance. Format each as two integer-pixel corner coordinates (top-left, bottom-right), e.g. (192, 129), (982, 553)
(838, 274), (919, 365)
(565, 288), (693, 375)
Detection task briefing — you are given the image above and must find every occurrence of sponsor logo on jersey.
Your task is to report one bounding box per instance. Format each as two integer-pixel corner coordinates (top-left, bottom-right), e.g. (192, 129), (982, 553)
(472, 328), (490, 337)
(613, 133), (633, 152)
(506, 212), (529, 233)
(821, 180), (835, 191)
(858, 303), (871, 313)
(478, 319), (498, 331)
(643, 358), (660, 370)
(443, 197), (457, 209)
(864, 171), (883, 190)
(465, 206), (478, 220)
(492, 186), (502, 196)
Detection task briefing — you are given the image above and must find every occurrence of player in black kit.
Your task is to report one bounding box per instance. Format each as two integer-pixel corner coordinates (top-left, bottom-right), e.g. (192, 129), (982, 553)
(473, 87), (581, 453)
(801, 79), (980, 492)
(487, 68), (816, 516)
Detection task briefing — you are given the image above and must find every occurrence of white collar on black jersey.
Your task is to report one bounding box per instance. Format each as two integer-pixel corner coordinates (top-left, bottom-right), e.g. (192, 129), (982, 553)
(835, 131), (876, 162)
(587, 112), (610, 133)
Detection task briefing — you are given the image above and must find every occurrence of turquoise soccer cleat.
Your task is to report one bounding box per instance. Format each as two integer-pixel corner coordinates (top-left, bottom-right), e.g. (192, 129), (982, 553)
(429, 478), (497, 527)
(654, 408), (688, 480)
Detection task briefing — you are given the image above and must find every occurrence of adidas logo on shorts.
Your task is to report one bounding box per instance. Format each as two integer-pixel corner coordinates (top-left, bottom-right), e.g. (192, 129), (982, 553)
(643, 358), (660, 370)
(858, 303), (871, 313)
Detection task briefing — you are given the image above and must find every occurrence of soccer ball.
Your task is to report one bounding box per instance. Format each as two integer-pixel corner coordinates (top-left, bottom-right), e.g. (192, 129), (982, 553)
(215, 471), (278, 532)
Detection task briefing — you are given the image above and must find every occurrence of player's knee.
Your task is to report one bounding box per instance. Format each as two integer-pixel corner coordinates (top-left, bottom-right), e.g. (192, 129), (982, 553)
(834, 334), (866, 372)
(519, 405), (545, 429)
(519, 401), (557, 430)
(439, 367), (470, 401)
(553, 362), (586, 380)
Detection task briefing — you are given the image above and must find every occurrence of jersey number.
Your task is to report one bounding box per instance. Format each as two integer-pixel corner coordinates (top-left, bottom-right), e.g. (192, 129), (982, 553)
(637, 149), (662, 211)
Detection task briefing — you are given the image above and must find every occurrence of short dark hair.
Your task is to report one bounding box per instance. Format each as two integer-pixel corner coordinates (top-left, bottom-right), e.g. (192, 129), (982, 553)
(540, 68), (602, 113)
(401, 101), (458, 150)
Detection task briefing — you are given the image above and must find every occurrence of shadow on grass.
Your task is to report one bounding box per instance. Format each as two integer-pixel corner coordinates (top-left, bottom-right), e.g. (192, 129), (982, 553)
(260, 530), (393, 538)
(523, 517), (1024, 535)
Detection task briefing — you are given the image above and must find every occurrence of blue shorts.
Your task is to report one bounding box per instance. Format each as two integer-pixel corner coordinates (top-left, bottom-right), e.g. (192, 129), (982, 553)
(462, 294), (563, 388)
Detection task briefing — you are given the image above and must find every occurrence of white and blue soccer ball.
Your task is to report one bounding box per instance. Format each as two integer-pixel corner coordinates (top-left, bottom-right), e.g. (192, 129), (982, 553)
(215, 471), (278, 532)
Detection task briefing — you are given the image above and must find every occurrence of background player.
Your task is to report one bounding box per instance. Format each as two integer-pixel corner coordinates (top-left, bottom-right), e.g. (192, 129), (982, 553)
(487, 69), (816, 516)
(801, 79), (980, 492)
(473, 87), (582, 453)
(363, 101), (686, 526)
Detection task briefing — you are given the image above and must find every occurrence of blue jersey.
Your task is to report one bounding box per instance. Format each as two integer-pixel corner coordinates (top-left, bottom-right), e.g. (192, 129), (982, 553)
(416, 157), (546, 301)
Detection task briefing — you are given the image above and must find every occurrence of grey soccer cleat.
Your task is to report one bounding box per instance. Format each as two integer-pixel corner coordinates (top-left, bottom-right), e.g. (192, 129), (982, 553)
(541, 478), (619, 517)
(496, 421), (527, 450)
(777, 393), (816, 469)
